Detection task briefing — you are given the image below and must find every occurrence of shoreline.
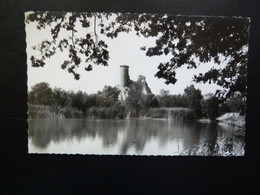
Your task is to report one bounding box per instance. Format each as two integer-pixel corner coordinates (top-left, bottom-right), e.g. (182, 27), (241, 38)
(199, 112), (245, 128)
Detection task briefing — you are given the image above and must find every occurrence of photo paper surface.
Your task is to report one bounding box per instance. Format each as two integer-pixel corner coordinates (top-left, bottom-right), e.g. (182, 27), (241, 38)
(25, 12), (250, 156)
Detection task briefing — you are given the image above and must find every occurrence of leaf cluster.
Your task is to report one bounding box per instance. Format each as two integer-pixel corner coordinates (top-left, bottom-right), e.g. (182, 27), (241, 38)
(26, 12), (110, 80)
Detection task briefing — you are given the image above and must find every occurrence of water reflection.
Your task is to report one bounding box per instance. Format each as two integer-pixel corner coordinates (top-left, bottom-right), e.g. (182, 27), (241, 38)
(28, 118), (244, 156)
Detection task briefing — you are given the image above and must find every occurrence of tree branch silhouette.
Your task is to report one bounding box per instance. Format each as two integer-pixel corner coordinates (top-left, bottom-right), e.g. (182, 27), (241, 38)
(26, 12), (250, 100)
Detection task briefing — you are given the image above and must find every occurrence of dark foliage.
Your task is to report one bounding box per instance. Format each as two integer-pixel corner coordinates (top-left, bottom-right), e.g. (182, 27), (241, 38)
(26, 12), (111, 80)
(28, 82), (52, 105)
(184, 85), (203, 118)
(125, 77), (157, 117)
(157, 89), (188, 108)
(106, 14), (249, 100)
(219, 92), (246, 115)
(28, 83), (122, 118)
(201, 94), (220, 120)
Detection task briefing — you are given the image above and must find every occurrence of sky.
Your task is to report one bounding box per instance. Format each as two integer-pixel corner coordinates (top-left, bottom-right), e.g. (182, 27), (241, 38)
(25, 12), (224, 95)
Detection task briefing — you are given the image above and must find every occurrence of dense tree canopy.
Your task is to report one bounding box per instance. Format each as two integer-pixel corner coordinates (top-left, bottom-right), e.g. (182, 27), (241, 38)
(125, 79), (145, 117)
(184, 85), (203, 117)
(201, 94), (219, 120)
(51, 87), (67, 113)
(96, 86), (120, 107)
(28, 82), (52, 105)
(108, 14), (250, 100)
(26, 12), (250, 100)
(157, 89), (188, 108)
(125, 76), (157, 117)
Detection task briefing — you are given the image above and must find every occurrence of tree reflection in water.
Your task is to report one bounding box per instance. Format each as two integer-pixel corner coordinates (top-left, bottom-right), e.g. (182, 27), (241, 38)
(28, 118), (244, 156)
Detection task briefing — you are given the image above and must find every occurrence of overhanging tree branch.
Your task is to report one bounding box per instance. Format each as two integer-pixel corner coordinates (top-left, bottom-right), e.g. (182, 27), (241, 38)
(26, 12), (250, 101)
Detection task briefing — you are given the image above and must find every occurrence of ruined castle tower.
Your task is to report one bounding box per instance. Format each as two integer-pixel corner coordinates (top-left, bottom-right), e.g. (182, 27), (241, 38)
(120, 65), (130, 101)
(120, 65), (130, 88)
(118, 65), (152, 101)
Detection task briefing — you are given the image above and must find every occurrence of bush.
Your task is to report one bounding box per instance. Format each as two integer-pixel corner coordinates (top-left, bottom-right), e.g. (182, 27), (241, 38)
(28, 104), (64, 118)
(147, 107), (196, 120)
(63, 107), (83, 118)
(86, 103), (127, 119)
(112, 102), (127, 119)
(201, 96), (219, 121)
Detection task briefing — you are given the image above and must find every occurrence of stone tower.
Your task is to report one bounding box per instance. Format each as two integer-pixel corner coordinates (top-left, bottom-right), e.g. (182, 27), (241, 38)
(120, 65), (130, 88)
(120, 65), (130, 101)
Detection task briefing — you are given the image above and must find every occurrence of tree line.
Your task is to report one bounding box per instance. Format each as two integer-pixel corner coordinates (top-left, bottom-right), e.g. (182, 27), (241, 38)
(28, 81), (245, 120)
(157, 86), (245, 120)
(28, 82), (125, 118)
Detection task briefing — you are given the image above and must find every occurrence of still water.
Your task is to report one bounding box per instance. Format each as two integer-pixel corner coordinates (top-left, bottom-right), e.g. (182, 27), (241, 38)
(28, 118), (244, 156)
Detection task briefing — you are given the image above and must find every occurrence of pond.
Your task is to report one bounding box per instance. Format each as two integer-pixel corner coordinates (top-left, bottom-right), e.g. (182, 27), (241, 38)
(28, 118), (245, 156)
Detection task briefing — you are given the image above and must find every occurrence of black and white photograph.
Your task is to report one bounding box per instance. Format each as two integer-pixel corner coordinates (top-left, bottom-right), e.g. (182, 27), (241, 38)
(25, 12), (250, 156)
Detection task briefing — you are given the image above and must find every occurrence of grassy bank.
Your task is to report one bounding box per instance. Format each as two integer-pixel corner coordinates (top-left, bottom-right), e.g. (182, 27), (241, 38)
(145, 107), (196, 120)
(86, 105), (126, 119)
(28, 104), (126, 119)
(28, 105), (65, 119)
(28, 104), (196, 120)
